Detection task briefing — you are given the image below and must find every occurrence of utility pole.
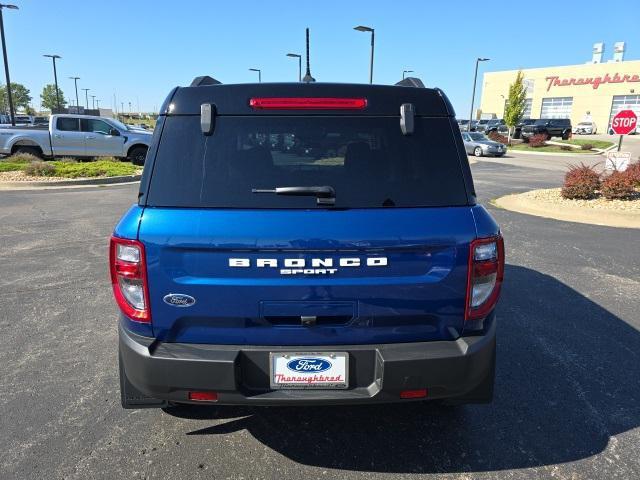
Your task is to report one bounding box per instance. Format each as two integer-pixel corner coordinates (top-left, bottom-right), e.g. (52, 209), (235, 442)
(249, 68), (261, 83)
(43, 54), (62, 111)
(0, 4), (18, 125)
(468, 57), (490, 132)
(82, 88), (90, 109)
(286, 53), (302, 82)
(69, 76), (80, 113)
(354, 25), (375, 84)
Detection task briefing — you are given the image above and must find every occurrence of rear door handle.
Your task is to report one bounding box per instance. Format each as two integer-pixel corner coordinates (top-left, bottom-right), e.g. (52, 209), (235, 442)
(54, 134), (62, 138)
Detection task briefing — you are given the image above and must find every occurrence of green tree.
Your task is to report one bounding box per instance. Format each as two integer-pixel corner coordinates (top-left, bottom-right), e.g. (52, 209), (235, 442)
(0, 83), (32, 113)
(40, 84), (66, 111)
(504, 70), (527, 144)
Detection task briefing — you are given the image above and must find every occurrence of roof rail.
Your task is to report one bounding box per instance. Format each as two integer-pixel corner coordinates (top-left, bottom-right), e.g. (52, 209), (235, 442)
(395, 77), (425, 88)
(190, 76), (222, 87)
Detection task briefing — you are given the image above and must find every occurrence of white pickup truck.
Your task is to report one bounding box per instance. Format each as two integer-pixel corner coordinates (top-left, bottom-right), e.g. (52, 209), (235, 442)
(0, 114), (152, 165)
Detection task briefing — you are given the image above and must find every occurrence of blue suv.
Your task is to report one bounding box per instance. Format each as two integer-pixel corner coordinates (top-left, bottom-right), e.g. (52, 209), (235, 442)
(111, 77), (504, 408)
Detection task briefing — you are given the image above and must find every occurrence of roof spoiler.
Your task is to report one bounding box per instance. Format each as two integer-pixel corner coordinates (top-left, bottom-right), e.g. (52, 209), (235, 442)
(190, 76), (222, 87)
(395, 77), (425, 88)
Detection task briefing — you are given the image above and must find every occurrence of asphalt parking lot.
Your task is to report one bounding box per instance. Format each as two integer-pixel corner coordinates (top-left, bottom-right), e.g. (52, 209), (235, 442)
(1, 154), (639, 480)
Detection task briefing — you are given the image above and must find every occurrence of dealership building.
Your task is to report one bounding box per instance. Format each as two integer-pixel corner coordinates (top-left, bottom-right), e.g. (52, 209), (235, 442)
(479, 42), (640, 132)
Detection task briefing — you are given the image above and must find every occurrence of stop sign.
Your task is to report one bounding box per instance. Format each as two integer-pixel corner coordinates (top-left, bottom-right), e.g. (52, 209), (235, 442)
(611, 109), (638, 135)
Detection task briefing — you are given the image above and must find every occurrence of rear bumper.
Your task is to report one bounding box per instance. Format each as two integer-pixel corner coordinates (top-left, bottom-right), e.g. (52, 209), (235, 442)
(119, 319), (496, 406)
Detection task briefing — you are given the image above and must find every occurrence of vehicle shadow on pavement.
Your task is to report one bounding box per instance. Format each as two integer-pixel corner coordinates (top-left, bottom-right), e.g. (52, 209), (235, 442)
(164, 264), (640, 474)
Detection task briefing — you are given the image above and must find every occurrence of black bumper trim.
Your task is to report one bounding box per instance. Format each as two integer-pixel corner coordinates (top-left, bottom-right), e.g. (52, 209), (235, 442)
(119, 320), (496, 405)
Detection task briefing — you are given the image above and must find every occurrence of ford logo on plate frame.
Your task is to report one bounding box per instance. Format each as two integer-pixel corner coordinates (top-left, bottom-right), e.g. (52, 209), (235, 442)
(286, 357), (332, 373)
(163, 293), (196, 307)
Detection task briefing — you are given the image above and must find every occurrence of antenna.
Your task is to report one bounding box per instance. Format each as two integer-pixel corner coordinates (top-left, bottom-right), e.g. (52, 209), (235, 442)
(302, 28), (316, 83)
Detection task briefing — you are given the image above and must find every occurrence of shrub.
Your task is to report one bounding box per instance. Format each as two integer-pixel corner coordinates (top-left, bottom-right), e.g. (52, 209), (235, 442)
(57, 157), (77, 163)
(580, 143), (594, 151)
(600, 171), (636, 200)
(50, 160), (137, 178)
(24, 160), (55, 177)
(7, 152), (38, 163)
(624, 162), (640, 186)
(561, 163), (600, 199)
(487, 131), (508, 144)
(560, 145), (573, 151)
(528, 134), (547, 148)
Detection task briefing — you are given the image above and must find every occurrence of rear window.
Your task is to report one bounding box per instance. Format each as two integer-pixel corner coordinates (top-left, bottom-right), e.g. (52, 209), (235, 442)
(146, 116), (468, 209)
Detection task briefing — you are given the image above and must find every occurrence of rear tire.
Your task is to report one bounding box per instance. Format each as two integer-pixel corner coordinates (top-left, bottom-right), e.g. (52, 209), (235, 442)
(473, 146), (483, 157)
(561, 131), (570, 140)
(13, 146), (42, 158)
(128, 146), (148, 166)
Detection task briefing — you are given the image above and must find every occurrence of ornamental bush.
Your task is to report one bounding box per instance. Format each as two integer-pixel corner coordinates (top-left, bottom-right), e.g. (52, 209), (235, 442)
(601, 171), (636, 200)
(561, 163), (600, 200)
(624, 161), (640, 186)
(580, 143), (594, 151)
(487, 131), (508, 144)
(528, 134), (547, 148)
(24, 160), (55, 177)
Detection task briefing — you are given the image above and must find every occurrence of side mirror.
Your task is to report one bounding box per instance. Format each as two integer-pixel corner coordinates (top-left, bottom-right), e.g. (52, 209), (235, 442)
(109, 128), (120, 136)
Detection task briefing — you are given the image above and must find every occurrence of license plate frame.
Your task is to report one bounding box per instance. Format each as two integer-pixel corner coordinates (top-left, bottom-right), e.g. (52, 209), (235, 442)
(269, 352), (349, 390)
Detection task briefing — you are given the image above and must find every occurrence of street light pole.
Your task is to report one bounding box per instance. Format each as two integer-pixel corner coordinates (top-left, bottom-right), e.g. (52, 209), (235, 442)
(69, 76), (80, 113)
(0, 4), (18, 126)
(95, 99), (100, 109)
(43, 54), (62, 111)
(91, 95), (95, 109)
(354, 25), (374, 84)
(249, 68), (261, 83)
(403, 70), (414, 80)
(82, 88), (90, 109)
(468, 57), (490, 132)
(286, 53), (302, 82)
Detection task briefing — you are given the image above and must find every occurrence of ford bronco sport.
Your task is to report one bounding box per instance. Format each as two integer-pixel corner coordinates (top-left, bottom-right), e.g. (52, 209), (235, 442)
(111, 76), (504, 408)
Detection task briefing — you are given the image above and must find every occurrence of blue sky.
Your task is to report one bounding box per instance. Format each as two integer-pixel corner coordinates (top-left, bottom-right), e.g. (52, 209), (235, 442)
(5, 0), (639, 114)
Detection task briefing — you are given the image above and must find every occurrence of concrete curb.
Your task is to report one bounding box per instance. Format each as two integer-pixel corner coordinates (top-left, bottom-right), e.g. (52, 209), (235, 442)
(493, 192), (640, 229)
(0, 174), (141, 189)
(508, 149), (598, 157)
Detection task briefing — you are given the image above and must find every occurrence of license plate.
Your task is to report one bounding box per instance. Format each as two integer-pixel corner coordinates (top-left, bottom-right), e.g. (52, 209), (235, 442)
(270, 352), (348, 389)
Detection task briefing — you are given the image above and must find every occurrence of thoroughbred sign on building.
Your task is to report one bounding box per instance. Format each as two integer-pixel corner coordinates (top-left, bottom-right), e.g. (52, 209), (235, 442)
(479, 43), (640, 133)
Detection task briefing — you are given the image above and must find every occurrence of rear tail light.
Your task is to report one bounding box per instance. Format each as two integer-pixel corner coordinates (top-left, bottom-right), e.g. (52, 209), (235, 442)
(465, 235), (505, 321)
(249, 97), (367, 110)
(109, 236), (151, 323)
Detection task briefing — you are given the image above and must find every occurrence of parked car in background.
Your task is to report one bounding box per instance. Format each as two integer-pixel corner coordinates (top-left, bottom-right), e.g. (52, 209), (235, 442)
(521, 118), (572, 141)
(462, 132), (507, 157)
(14, 115), (33, 126)
(475, 119), (491, 133)
(33, 116), (49, 127)
(485, 119), (506, 134)
(513, 119), (537, 139)
(573, 121), (597, 135)
(457, 119), (469, 130)
(0, 114), (152, 164)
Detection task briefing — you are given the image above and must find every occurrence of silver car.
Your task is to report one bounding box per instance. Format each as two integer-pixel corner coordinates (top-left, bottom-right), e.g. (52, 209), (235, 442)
(462, 132), (507, 157)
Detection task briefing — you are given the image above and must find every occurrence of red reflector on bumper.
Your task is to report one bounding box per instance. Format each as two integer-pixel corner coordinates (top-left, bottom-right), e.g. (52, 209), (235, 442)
(188, 391), (218, 402)
(400, 389), (428, 399)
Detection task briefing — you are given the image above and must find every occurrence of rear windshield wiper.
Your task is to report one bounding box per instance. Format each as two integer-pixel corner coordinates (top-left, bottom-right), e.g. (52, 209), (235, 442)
(252, 186), (336, 206)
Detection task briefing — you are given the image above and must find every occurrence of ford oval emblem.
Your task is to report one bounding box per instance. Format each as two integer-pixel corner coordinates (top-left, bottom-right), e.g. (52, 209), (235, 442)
(163, 293), (196, 307)
(286, 357), (332, 373)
